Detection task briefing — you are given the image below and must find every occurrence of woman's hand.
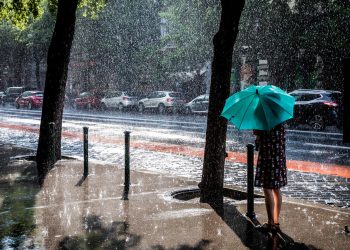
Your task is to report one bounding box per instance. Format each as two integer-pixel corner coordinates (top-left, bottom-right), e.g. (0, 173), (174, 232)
(255, 135), (260, 151)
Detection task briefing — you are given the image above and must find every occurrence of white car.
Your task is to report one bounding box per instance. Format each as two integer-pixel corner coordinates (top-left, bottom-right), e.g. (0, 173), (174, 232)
(138, 91), (186, 114)
(185, 94), (209, 114)
(101, 91), (140, 111)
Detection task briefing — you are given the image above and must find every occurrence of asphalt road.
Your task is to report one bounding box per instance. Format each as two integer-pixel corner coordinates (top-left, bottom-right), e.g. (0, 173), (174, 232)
(0, 106), (349, 166)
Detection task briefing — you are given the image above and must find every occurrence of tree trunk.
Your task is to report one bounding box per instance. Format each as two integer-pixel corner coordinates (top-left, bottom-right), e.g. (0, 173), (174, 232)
(36, 0), (79, 184)
(200, 0), (245, 212)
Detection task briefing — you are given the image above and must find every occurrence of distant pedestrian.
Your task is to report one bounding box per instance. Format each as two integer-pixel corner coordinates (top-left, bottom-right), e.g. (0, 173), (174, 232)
(254, 123), (287, 233)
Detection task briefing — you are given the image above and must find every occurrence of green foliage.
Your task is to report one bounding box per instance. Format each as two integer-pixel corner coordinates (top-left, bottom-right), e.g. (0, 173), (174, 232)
(233, 0), (349, 90)
(71, 0), (163, 89)
(1, 0), (348, 91)
(160, 0), (220, 73)
(0, 0), (106, 30)
(78, 0), (106, 19)
(0, 0), (43, 30)
(293, 0), (350, 89)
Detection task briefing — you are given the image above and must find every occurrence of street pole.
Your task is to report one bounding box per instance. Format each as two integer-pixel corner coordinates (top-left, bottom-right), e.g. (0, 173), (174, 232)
(246, 143), (256, 220)
(122, 131), (131, 200)
(83, 127), (89, 178)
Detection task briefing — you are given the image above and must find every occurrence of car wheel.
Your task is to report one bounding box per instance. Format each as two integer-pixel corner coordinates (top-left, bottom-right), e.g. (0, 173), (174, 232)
(309, 114), (325, 130)
(158, 103), (165, 114)
(15, 103), (20, 109)
(336, 121), (343, 130)
(138, 103), (144, 113)
(101, 103), (108, 111)
(28, 102), (33, 110)
(185, 107), (192, 115)
(118, 103), (124, 112)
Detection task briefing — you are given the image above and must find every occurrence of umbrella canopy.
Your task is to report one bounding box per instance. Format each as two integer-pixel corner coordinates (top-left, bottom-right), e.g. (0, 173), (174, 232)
(221, 85), (295, 131)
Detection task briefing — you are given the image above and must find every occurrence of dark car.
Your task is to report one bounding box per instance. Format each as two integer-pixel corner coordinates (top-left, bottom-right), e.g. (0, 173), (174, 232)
(73, 91), (103, 110)
(2, 87), (25, 106)
(288, 89), (343, 130)
(15, 91), (44, 109)
(185, 94), (209, 114)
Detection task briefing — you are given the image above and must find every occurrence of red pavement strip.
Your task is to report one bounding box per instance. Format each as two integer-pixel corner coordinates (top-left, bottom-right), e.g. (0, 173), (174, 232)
(1, 122), (349, 179)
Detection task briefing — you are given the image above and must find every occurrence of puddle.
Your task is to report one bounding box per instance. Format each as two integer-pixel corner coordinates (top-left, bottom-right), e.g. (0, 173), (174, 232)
(148, 208), (213, 220)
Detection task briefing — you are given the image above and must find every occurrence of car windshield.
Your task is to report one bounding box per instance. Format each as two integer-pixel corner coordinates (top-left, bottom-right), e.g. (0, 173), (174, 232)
(80, 92), (91, 97)
(8, 88), (22, 94)
(292, 93), (320, 101)
(329, 93), (342, 103)
(124, 91), (140, 97)
(169, 92), (182, 98)
(105, 91), (118, 98)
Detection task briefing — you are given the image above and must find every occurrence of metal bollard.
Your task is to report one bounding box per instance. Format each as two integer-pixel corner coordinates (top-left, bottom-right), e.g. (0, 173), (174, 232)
(49, 122), (55, 165)
(83, 127), (89, 177)
(122, 131), (131, 200)
(246, 143), (256, 220)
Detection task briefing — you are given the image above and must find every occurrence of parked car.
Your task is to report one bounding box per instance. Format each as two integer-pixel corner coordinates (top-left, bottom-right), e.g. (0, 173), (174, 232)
(138, 91), (186, 114)
(185, 94), (209, 114)
(15, 91), (44, 109)
(0, 91), (5, 104)
(288, 89), (343, 130)
(101, 91), (141, 111)
(73, 91), (103, 110)
(2, 87), (25, 106)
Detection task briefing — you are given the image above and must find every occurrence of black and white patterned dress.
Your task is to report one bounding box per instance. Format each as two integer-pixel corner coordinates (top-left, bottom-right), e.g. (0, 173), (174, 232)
(254, 123), (287, 189)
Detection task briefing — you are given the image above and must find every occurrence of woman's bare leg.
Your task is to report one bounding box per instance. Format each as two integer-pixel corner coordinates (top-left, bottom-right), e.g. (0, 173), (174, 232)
(272, 189), (282, 224)
(263, 188), (275, 225)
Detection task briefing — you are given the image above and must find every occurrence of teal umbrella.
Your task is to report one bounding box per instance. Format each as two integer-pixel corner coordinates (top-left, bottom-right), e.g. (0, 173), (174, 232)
(221, 85), (295, 131)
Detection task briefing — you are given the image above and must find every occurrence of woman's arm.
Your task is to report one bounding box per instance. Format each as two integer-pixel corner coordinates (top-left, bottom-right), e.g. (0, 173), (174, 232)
(253, 130), (261, 151)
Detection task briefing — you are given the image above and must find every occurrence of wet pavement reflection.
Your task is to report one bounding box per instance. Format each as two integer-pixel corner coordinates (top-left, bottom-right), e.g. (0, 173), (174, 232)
(0, 144), (349, 249)
(0, 146), (39, 249)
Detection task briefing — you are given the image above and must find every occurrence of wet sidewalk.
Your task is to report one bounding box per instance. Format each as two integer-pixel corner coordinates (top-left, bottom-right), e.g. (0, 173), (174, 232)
(0, 144), (349, 249)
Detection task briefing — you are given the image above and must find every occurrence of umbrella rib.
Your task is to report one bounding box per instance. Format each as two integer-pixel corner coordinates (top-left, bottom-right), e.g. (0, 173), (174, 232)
(238, 95), (257, 129)
(222, 92), (256, 117)
(224, 92), (256, 110)
(264, 96), (294, 116)
(258, 98), (271, 130)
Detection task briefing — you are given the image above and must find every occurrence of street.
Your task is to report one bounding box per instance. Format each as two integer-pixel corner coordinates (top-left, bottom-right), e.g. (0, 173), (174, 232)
(1, 107), (348, 164)
(0, 107), (349, 208)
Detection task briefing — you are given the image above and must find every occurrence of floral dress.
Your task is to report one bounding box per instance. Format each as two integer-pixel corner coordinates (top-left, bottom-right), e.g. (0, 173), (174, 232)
(254, 123), (287, 189)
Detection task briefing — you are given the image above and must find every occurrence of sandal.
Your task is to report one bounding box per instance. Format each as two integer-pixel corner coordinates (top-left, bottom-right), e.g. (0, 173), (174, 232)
(271, 223), (282, 234)
(273, 223), (282, 233)
(257, 223), (273, 232)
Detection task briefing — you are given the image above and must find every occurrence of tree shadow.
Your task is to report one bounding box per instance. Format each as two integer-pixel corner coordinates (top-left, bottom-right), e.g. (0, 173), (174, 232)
(58, 214), (142, 250)
(221, 203), (321, 250)
(0, 145), (40, 249)
(151, 239), (212, 250)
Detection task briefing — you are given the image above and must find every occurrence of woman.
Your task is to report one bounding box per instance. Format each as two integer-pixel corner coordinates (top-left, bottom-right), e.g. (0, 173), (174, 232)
(254, 123), (287, 233)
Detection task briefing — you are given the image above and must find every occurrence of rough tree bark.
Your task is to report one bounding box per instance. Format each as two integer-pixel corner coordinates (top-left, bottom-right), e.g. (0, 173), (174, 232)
(36, 0), (79, 184)
(200, 0), (245, 212)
